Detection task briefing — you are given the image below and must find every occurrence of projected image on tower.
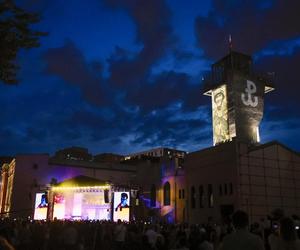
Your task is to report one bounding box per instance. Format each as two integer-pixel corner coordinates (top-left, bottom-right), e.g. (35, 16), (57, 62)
(212, 85), (229, 145)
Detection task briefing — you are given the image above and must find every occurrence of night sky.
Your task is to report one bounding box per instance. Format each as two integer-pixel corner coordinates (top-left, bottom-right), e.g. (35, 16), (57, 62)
(1, 0), (300, 156)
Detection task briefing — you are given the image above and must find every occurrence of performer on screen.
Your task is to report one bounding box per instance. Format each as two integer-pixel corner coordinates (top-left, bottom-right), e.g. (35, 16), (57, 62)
(37, 193), (48, 208)
(115, 193), (129, 211)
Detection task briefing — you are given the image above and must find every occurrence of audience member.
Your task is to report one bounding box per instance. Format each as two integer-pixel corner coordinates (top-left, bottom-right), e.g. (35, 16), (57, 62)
(219, 210), (265, 250)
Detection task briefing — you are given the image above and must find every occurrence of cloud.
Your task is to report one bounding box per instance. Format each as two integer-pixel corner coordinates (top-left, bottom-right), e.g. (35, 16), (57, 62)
(42, 0), (211, 115)
(195, 0), (300, 59)
(257, 47), (300, 112)
(104, 0), (175, 88)
(129, 106), (210, 148)
(44, 41), (109, 106)
(126, 71), (200, 112)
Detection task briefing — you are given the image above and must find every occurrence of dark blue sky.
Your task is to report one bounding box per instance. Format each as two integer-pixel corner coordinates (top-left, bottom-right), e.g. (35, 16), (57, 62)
(1, 0), (300, 156)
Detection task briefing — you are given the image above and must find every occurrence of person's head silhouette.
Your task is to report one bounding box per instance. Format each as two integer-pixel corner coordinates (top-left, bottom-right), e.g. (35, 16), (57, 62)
(232, 210), (249, 229)
(120, 193), (128, 207)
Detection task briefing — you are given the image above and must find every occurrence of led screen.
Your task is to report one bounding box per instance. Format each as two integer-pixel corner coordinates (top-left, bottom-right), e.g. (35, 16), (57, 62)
(52, 190), (110, 220)
(113, 192), (130, 222)
(33, 193), (48, 220)
(53, 193), (65, 220)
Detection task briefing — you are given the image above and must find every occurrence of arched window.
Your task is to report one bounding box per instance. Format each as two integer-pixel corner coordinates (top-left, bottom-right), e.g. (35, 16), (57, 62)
(163, 182), (170, 206)
(150, 184), (156, 207)
(191, 186), (196, 209)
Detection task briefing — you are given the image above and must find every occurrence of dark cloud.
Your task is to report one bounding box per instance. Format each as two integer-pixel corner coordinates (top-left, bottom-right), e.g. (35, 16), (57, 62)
(42, 0), (209, 116)
(249, 47), (300, 151)
(44, 41), (109, 106)
(25, 127), (47, 142)
(1, 0), (213, 156)
(129, 109), (209, 148)
(257, 47), (300, 116)
(127, 71), (188, 111)
(68, 110), (108, 129)
(0, 128), (15, 141)
(104, 0), (175, 88)
(37, 0), (212, 154)
(195, 0), (300, 59)
(266, 118), (299, 131)
(173, 49), (199, 62)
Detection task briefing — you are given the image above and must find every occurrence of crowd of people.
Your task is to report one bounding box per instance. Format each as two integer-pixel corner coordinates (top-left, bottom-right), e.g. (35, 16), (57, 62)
(0, 210), (299, 250)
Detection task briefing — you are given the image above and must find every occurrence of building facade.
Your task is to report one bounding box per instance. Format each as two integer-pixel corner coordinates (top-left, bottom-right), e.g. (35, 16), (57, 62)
(186, 140), (300, 224)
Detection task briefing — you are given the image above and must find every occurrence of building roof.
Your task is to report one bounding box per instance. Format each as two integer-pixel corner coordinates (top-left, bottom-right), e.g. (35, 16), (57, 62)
(248, 140), (300, 156)
(49, 157), (136, 172)
(55, 175), (109, 187)
(189, 139), (299, 155)
(188, 139), (236, 156)
(126, 147), (186, 157)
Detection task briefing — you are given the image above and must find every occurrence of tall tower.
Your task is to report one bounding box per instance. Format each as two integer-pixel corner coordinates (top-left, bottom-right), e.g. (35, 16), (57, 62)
(204, 50), (274, 146)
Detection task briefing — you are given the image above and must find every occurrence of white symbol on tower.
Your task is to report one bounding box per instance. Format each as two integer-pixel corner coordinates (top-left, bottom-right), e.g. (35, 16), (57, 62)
(241, 80), (258, 107)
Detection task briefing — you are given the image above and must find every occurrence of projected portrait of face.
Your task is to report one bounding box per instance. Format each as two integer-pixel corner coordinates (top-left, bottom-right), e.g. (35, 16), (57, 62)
(214, 91), (225, 110)
(37, 194), (48, 208)
(115, 192), (129, 211)
(120, 193), (128, 207)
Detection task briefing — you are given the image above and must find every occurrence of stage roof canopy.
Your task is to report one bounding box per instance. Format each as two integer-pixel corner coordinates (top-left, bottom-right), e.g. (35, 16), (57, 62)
(54, 175), (110, 188)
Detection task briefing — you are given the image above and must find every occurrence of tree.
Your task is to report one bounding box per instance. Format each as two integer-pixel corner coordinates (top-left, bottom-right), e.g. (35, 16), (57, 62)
(0, 0), (46, 84)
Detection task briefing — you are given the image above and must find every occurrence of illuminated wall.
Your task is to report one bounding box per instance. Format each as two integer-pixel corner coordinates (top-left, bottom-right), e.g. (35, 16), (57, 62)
(206, 51), (274, 146)
(231, 75), (265, 144)
(212, 85), (230, 145)
(160, 165), (186, 223)
(210, 77), (267, 145)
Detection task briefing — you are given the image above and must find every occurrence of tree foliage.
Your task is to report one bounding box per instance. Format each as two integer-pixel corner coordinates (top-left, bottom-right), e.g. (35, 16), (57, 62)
(0, 0), (46, 84)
